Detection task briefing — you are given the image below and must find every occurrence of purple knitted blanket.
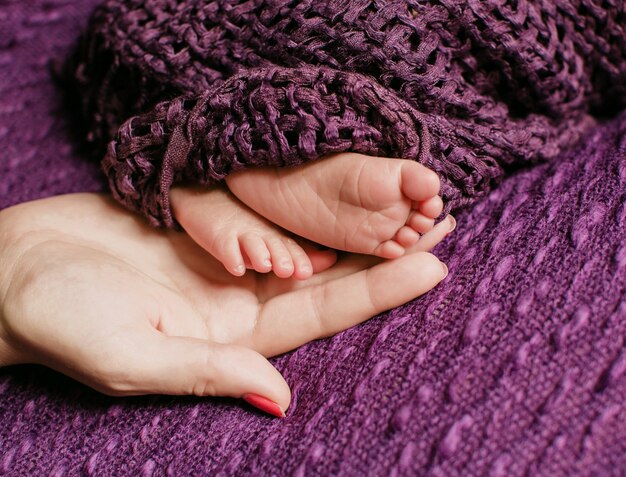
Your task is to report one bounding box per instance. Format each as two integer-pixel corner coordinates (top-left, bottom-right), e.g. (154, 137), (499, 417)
(67, 0), (625, 227)
(1, 1), (626, 476)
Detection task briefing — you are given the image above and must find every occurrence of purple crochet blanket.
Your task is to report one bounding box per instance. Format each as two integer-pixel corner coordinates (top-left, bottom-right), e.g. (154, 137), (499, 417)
(66, 0), (625, 227)
(1, 1), (626, 475)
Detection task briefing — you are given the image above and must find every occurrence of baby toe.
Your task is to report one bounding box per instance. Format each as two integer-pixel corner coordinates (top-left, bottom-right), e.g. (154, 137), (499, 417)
(266, 238), (295, 278)
(400, 161), (441, 202)
(301, 245), (338, 274)
(373, 240), (405, 259)
(394, 226), (421, 248)
(417, 195), (444, 219)
(283, 238), (313, 280)
(240, 234), (272, 273)
(407, 211), (436, 234)
(217, 236), (246, 276)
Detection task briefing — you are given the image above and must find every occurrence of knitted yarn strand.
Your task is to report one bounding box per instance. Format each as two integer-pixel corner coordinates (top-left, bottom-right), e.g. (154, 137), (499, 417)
(67, 0), (626, 226)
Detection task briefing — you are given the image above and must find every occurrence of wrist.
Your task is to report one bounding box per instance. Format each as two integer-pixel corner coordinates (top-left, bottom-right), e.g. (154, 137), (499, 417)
(0, 206), (28, 367)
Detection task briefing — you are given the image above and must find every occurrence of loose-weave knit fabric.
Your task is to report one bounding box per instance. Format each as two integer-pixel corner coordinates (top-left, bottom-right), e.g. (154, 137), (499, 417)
(67, 0), (626, 227)
(2, 1), (626, 476)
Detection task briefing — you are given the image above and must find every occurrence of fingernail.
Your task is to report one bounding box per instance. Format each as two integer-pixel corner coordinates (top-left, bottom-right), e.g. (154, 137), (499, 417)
(448, 215), (456, 232)
(234, 264), (245, 275)
(243, 393), (286, 418)
(263, 258), (272, 267)
(441, 262), (448, 277)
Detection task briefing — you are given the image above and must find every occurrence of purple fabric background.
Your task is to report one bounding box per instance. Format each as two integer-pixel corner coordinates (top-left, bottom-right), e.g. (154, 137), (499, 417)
(0, 0), (105, 211)
(1, 1), (626, 476)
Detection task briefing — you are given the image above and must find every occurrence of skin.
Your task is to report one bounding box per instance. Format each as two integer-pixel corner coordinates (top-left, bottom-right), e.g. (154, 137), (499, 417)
(225, 152), (444, 259)
(0, 193), (454, 414)
(171, 185), (337, 280)
(172, 153), (444, 281)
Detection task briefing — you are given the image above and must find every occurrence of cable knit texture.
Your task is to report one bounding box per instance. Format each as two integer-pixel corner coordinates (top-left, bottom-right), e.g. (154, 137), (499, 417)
(67, 0), (625, 226)
(1, 1), (626, 476)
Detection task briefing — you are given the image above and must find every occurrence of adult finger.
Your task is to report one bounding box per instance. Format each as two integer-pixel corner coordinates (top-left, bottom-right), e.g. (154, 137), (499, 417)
(261, 214), (455, 298)
(92, 333), (291, 418)
(404, 214), (456, 254)
(252, 251), (448, 356)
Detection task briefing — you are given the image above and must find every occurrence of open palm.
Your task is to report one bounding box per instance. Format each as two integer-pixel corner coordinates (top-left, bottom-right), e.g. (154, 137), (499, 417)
(0, 194), (450, 416)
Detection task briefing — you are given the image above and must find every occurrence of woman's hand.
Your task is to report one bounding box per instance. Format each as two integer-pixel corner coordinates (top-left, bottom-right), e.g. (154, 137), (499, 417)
(0, 194), (451, 416)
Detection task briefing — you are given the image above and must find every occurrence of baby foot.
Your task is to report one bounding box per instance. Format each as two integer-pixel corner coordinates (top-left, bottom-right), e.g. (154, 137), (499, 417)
(225, 152), (443, 259)
(170, 186), (337, 279)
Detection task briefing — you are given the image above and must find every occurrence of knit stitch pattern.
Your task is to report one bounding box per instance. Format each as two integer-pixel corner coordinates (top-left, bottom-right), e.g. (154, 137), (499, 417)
(0, 1), (105, 212)
(1, 1), (626, 476)
(67, 0), (626, 227)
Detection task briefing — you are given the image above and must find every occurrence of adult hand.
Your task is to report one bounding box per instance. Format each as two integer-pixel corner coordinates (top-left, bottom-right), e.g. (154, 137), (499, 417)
(0, 194), (452, 416)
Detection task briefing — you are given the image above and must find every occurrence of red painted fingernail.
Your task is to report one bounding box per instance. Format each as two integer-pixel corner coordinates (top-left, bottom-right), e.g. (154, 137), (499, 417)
(243, 393), (286, 418)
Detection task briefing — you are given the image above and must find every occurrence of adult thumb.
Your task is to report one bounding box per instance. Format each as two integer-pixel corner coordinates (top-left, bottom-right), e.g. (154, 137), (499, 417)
(128, 334), (291, 417)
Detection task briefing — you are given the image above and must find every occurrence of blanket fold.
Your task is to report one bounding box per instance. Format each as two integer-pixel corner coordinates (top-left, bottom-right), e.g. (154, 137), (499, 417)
(68, 0), (626, 226)
(104, 66), (434, 227)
